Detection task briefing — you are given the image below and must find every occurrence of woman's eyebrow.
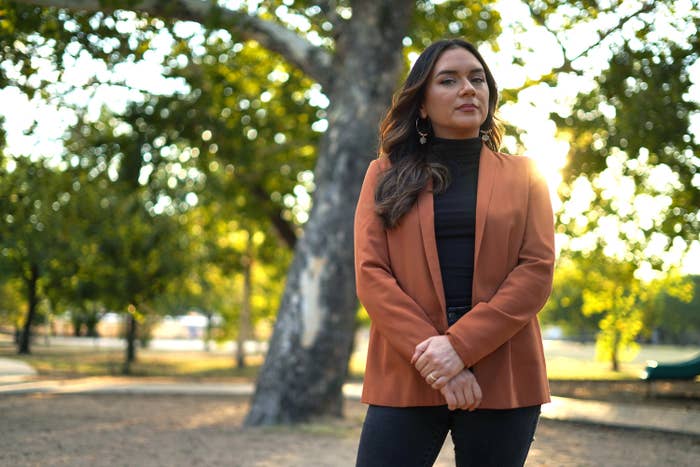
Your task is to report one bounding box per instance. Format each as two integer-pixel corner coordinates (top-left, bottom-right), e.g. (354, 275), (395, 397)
(434, 67), (485, 77)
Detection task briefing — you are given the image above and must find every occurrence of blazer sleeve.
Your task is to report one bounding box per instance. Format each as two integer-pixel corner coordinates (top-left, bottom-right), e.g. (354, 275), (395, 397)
(354, 159), (440, 362)
(445, 158), (555, 368)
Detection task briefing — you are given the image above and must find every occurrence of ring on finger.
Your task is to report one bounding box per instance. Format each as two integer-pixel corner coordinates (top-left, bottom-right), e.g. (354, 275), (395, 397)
(427, 373), (437, 383)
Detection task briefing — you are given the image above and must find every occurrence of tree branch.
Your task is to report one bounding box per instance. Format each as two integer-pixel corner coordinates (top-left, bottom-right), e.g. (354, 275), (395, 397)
(525, 0), (656, 76)
(14, 0), (333, 87)
(251, 184), (297, 250)
(525, 2), (576, 74)
(568, 1), (655, 63)
(313, 0), (344, 36)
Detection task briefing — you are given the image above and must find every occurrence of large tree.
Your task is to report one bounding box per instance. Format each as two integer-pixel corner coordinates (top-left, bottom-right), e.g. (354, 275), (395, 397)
(7, 0), (499, 424)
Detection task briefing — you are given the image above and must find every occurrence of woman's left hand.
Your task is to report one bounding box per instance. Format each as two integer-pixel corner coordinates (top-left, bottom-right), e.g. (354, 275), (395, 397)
(411, 335), (464, 389)
(440, 368), (482, 411)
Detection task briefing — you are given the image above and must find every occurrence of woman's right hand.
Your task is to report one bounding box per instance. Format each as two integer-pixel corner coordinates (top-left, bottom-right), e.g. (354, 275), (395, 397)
(440, 368), (482, 411)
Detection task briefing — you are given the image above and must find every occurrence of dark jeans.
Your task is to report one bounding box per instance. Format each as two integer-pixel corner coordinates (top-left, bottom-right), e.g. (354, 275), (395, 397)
(355, 404), (541, 467)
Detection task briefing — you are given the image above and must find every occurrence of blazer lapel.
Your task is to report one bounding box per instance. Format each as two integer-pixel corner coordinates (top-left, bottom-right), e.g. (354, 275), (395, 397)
(417, 181), (447, 319)
(473, 145), (497, 302)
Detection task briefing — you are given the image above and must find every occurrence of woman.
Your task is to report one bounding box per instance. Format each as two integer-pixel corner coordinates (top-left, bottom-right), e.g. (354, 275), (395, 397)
(353, 38), (555, 466)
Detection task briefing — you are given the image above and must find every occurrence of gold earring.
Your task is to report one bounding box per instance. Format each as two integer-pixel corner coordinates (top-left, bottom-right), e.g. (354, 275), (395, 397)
(416, 117), (431, 145)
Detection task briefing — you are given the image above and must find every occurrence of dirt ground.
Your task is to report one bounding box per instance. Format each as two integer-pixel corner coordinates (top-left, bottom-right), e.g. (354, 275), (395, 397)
(1, 393), (699, 467)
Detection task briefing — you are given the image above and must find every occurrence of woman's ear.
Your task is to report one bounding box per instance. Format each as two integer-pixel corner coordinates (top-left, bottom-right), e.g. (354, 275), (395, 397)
(419, 105), (427, 119)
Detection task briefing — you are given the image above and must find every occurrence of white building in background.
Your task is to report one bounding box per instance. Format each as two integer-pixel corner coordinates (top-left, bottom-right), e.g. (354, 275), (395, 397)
(89, 310), (218, 339)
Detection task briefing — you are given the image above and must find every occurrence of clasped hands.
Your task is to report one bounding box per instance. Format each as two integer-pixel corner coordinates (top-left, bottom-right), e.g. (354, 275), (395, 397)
(411, 335), (482, 411)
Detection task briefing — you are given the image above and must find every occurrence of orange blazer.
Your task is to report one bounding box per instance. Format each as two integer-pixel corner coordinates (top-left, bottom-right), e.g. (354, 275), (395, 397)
(354, 145), (555, 409)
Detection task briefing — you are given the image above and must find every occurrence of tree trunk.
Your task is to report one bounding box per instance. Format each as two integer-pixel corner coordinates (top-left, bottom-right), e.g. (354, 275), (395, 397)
(18, 263), (39, 354)
(72, 316), (83, 337)
(43, 313), (50, 346)
(204, 311), (213, 352)
(611, 332), (620, 372)
(237, 249), (253, 369)
(245, 0), (413, 425)
(123, 312), (137, 374)
(85, 307), (99, 337)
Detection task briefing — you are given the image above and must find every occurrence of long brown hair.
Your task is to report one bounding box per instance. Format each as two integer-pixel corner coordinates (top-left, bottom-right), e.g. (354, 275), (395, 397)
(375, 39), (502, 228)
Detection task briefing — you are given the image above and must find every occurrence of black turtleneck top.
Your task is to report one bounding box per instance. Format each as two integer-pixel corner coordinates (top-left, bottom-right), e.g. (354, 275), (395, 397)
(429, 136), (481, 310)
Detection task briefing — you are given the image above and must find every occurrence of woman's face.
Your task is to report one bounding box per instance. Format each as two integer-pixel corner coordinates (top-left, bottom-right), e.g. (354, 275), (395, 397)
(419, 47), (490, 139)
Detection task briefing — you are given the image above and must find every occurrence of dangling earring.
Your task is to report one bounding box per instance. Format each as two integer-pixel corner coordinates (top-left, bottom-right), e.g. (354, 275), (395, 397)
(480, 129), (490, 142)
(416, 117), (431, 145)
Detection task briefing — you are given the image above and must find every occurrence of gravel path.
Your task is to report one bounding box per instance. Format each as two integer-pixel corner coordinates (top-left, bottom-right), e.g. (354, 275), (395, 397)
(1, 394), (698, 466)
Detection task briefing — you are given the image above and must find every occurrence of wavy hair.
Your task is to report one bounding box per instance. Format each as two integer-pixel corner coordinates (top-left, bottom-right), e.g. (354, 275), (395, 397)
(375, 39), (502, 228)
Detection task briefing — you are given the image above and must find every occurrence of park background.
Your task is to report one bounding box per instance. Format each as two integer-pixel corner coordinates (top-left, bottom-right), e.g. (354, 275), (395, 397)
(1, 0), (699, 465)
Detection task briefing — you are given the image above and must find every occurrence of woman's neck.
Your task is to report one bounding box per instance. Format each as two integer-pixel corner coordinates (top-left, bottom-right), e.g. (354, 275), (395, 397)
(430, 136), (482, 159)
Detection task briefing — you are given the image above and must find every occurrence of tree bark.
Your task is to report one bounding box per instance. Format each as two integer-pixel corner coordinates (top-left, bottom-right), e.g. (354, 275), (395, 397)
(71, 314), (83, 337)
(18, 263), (39, 354)
(611, 332), (621, 372)
(123, 312), (137, 374)
(237, 250), (252, 369)
(204, 311), (213, 352)
(245, 0), (413, 425)
(85, 309), (99, 337)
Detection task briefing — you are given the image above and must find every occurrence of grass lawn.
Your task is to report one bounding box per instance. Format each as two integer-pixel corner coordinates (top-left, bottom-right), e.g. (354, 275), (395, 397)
(2, 333), (699, 382)
(348, 345), (649, 380)
(0, 336), (262, 379)
(350, 335), (700, 381)
(542, 339), (700, 380)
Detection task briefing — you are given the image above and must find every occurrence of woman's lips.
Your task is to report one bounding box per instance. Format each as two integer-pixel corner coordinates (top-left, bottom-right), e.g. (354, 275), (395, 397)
(457, 104), (478, 111)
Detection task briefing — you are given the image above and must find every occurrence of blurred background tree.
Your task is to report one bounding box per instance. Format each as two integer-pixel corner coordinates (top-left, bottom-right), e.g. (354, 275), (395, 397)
(543, 251), (693, 371)
(649, 275), (700, 345)
(530, 0), (699, 369)
(0, 157), (76, 353)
